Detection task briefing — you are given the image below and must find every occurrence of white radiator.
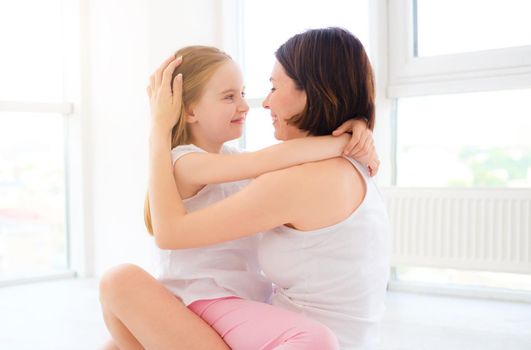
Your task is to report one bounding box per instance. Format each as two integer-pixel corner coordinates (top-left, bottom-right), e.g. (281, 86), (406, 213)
(381, 188), (531, 274)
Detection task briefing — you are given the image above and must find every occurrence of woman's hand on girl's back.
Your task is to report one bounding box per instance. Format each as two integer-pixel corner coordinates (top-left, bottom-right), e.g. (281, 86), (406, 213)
(332, 119), (380, 176)
(147, 55), (184, 133)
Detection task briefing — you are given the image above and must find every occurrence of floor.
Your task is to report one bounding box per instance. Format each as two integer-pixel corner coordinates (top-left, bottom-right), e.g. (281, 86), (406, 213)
(0, 278), (530, 350)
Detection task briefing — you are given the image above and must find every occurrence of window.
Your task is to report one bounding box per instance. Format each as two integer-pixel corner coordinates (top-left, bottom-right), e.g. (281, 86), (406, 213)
(240, 0), (370, 150)
(415, 0), (531, 57)
(388, 1), (531, 297)
(388, 1), (531, 188)
(0, 113), (68, 281)
(388, 0), (531, 97)
(0, 1), (63, 102)
(397, 89), (531, 187)
(0, 0), (73, 283)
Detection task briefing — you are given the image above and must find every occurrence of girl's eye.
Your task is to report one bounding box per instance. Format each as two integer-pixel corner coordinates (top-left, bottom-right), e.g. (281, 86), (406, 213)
(225, 94), (235, 100)
(270, 87), (276, 92)
(241, 91), (246, 98)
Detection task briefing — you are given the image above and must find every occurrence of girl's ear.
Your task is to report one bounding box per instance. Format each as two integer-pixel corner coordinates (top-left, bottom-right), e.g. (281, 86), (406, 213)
(185, 109), (198, 123)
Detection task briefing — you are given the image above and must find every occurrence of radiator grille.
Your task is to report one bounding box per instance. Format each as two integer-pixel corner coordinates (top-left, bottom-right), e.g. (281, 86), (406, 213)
(382, 188), (531, 274)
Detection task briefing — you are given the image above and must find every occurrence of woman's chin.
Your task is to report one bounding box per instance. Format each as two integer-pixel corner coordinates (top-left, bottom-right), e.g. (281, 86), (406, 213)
(273, 130), (284, 141)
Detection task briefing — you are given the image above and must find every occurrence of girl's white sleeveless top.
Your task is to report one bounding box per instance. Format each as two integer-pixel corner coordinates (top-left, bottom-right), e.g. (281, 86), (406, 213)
(258, 157), (391, 350)
(154, 144), (272, 306)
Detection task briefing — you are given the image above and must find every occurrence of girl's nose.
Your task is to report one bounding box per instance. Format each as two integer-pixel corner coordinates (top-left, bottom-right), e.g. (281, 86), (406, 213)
(239, 99), (249, 112)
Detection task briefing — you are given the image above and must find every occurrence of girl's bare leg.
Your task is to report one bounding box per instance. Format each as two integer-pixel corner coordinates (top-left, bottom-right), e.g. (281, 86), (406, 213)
(100, 305), (143, 350)
(98, 339), (120, 350)
(99, 263), (230, 350)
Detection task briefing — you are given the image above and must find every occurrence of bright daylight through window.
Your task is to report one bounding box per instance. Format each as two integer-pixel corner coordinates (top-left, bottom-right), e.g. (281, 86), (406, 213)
(0, 0), (69, 283)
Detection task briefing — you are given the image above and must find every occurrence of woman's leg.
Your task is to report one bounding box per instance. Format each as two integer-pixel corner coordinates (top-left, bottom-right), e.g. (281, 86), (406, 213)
(99, 263), (230, 350)
(189, 297), (339, 350)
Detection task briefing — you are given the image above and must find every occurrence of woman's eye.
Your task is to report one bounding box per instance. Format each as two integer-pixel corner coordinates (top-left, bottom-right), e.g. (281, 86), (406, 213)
(241, 91), (246, 98)
(225, 95), (235, 100)
(270, 87), (276, 92)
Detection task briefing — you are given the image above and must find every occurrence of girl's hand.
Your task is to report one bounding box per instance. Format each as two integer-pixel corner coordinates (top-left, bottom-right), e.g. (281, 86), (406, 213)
(147, 55), (183, 133)
(332, 119), (380, 176)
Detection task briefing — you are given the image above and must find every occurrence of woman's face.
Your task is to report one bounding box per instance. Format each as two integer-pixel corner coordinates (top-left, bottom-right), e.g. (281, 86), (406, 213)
(262, 60), (308, 140)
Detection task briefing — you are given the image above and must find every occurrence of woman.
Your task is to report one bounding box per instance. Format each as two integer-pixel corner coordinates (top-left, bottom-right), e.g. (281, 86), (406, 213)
(148, 27), (390, 349)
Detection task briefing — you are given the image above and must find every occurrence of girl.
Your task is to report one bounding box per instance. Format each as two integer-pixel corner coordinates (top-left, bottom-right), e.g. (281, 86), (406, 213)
(99, 45), (378, 350)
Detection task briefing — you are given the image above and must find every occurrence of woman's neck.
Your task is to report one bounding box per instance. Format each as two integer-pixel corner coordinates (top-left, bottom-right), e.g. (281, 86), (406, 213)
(285, 128), (310, 140)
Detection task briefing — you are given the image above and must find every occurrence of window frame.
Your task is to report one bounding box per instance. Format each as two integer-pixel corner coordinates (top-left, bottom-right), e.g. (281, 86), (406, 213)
(0, 0), (87, 285)
(388, 0), (531, 98)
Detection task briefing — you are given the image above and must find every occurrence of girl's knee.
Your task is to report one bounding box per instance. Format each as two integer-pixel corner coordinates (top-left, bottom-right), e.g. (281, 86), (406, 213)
(99, 263), (147, 305)
(98, 339), (120, 350)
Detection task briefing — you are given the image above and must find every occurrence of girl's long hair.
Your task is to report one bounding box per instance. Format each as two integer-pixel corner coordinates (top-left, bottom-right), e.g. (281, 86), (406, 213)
(144, 46), (231, 235)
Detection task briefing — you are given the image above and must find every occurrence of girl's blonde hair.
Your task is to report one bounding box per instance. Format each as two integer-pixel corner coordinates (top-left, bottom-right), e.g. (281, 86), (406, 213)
(144, 46), (232, 235)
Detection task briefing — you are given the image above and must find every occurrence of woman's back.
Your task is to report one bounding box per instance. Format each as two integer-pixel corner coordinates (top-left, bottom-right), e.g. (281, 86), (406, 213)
(258, 157), (391, 350)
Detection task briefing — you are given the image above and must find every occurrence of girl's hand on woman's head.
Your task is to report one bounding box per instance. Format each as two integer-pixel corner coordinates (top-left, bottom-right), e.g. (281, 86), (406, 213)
(332, 119), (380, 176)
(147, 55), (183, 133)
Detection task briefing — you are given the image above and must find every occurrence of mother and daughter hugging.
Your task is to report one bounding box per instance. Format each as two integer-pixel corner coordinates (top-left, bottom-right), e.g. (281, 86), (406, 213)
(98, 27), (391, 350)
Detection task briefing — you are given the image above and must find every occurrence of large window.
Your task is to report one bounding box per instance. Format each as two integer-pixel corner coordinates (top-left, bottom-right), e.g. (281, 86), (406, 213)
(240, 0), (370, 151)
(389, 0), (531, 295)
(397, 89), (531, 187)
(389, 0), (531, 188)
(0, 0), (72, 283)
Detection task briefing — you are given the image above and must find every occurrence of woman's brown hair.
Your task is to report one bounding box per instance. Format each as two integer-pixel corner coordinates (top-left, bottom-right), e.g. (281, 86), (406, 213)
(275, 27), (375, 134)
(144, 46), (231, 235)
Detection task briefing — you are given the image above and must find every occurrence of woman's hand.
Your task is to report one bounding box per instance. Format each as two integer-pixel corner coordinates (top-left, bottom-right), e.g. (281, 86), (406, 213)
(332, 119), (380, 176)
(147, 55), (183, 134)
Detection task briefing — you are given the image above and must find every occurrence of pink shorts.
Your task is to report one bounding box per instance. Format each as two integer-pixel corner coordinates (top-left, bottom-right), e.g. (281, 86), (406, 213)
(189, 296), (338, 350)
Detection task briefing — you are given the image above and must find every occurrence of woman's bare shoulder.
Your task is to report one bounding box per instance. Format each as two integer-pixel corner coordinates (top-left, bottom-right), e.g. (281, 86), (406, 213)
(264, 156), (362, 198)
(261, 157), (364, 230)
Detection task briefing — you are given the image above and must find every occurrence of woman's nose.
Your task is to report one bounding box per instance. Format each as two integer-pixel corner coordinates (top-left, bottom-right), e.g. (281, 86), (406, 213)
(262, 93), (270, 109)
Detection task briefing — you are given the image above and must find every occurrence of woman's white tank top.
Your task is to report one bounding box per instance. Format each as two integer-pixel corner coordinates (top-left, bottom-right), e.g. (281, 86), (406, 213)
(154, 144), (272, 306)
(258, 157), (391, 350)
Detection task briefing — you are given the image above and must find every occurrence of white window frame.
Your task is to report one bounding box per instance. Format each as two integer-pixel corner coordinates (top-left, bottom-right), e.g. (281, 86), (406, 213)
(388, 0), (531, 97)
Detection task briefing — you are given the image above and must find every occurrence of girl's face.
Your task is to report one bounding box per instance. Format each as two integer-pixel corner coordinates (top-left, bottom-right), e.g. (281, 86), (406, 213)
(187, 61), (248, 146)
(262, 60), (308, 141)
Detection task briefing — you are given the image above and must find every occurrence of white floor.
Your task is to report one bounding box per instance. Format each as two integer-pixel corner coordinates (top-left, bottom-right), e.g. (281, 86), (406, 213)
(0, 278), (530, 350)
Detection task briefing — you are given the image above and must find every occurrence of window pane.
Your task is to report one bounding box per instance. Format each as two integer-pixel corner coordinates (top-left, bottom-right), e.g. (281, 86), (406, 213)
(244, 108), (280, 151)
(0, 113), (68, 281)
(242, 0), (370, 99)
(416, 0), (531, 56)
(397, 89), (531, 187)
(0, 0), (63, 102)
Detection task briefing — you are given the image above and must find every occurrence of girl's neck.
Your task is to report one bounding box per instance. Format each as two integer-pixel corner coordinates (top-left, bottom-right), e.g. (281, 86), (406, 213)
(187, 135), (224, 153)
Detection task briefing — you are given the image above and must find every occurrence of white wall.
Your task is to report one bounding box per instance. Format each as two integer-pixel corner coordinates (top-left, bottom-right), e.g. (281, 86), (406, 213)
(81, 0), (222, 277)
